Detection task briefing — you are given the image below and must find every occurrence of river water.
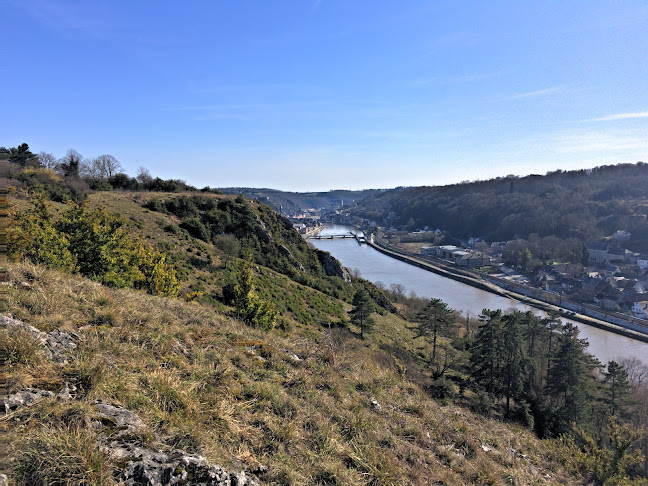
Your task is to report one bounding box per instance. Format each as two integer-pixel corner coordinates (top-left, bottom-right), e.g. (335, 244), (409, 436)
(311, 224), (647, 365)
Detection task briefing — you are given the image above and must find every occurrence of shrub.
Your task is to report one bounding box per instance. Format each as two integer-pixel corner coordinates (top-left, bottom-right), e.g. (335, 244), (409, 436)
(180, 217), (210, 241)
(429, 377), (455, 401)
(8, 196), (180, 297)
(7, 195), (76, 272)
(89, 179), (113, 191)
(231, 260), (278, 330)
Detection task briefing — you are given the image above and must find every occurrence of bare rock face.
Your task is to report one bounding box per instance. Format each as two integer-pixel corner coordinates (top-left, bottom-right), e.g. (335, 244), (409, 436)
(4, 388), (54, 413)
(2, 316), (263, 485)
(278, 245), (305, 272)
(89, 401), (261, 486)
(94, 399), (144, 431)
(3, 384), (77, 414)
(315, 250), (351, 283)
(4, 392), (263, 485)
(255, 223), (272, 243)
(0, 315), (45, 341)
(45, 329), (79, 362)
(120, 449), (260, 486)
(0, 315), (78, 363)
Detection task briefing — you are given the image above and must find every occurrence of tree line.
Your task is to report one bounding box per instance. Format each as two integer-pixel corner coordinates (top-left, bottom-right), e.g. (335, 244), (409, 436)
(352, 163), (648, 254)
(1, 142), (216, 203)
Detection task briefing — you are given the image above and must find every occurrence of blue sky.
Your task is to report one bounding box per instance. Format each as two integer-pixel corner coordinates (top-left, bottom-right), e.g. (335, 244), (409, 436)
(2, 1), (647, 191)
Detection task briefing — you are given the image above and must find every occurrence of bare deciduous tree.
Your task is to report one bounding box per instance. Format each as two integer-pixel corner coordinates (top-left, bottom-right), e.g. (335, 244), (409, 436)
(213, 234), (240, 269)
(89, 154), (123, 179)
(37, 151), (58, 170)
(136, 166), (153, 185)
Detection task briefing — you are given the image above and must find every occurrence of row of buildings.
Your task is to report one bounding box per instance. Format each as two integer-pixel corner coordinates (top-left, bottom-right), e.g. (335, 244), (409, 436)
(292, 218), (322, 235)
(420, 245), (492, 267)
(535, 239), (648, 319)
(418, 236), (648, 320)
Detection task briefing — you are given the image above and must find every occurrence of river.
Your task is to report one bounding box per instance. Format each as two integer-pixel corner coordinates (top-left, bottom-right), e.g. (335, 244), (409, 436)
(311, 224), (647, 365)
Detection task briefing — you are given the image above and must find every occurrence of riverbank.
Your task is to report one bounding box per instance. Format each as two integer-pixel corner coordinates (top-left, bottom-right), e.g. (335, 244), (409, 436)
(367, 239), (648, 344)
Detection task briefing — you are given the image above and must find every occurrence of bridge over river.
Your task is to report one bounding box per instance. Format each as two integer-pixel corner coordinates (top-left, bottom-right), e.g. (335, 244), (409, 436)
(308, 231), (366, 244)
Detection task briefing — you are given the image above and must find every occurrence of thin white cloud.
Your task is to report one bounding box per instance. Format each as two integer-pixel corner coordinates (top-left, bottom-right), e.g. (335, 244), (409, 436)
(15, 0), (117, 39)
(509, 85), (565, 100)
(587, 111), (648, 122)
(410, 71), (504, 87)
(513, 128), (648, 156)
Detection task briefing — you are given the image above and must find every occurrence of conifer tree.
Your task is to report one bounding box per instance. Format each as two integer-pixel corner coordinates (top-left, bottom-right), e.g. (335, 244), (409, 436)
(415, 298), (454, 364)
(232, 259), (277, 331)
(470, 309), (503, 396)
(500, 312), (526, 416)
(519, 311), (544, 397)
(544, 311), (562, 379)
(350, 289), (375, 339)
(603, 361), (631, 417)
(545, 323), (596, 434)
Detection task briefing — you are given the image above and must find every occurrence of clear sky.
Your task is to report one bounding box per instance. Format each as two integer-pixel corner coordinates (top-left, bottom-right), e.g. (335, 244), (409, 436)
(2, 1), (647, 191)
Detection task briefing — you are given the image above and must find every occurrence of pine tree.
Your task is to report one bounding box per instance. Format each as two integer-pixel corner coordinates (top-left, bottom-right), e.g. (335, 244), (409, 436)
(500, 312), (526, 417)
(469, 309), (502, 396)
(350, 289), (375, 339)
(543, 311), (562, 381)
(603, 361), (631, 417)
(415, 298), (454, 365)
(232, 259), (277, 331)
(545, 323), (595, 434)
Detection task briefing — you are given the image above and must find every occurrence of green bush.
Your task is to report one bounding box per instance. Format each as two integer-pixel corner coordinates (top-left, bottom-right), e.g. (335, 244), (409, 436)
(8, 196), (180, 297)
(231, 260), (278, 331)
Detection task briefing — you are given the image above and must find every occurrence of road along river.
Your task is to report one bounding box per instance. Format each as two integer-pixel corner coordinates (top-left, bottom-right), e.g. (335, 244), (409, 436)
(310, 224), (647, 366)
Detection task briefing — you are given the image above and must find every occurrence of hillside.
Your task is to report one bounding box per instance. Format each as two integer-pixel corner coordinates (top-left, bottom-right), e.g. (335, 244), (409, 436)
(350, 163), (648, 251)
(3, 149), (648, 484)
(218, 188), (384, 214)
(3, 261), (587, 485)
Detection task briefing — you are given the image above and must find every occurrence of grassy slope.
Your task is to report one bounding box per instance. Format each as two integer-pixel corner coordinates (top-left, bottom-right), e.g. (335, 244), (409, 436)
(4, 261), (584, 485)
(86, 191), (348, 328)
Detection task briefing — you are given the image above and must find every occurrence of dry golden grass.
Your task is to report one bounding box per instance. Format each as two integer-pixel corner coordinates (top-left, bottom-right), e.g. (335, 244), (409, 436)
(3, 261), (587, 485)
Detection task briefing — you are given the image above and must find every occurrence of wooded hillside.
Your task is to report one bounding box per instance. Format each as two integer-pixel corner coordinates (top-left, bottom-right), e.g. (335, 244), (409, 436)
(352, 163), (648, 250)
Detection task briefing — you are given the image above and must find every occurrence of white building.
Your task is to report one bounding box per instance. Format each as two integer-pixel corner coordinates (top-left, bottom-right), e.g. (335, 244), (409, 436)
(632, 301), (648, 319)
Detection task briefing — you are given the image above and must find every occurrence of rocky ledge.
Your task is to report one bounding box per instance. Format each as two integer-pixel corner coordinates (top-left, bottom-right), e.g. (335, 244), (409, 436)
(1, 315), (263, 486)
(3, 390), (262, 486)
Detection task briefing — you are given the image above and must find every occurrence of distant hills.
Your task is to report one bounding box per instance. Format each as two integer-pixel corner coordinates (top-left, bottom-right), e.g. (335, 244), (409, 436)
(348, 163), (648, 251)
(218, 187), (385, 213)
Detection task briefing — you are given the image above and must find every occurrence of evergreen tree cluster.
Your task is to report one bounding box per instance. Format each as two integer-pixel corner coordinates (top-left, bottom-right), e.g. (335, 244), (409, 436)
(8, 196), (180, 296)
(468, 310), (633, 438)
(228, 259), (278, 331)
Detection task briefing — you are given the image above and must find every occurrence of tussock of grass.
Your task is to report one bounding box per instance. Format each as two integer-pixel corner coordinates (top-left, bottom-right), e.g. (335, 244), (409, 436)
(12, 424), (114, 485)
(4, 261), (586, 485)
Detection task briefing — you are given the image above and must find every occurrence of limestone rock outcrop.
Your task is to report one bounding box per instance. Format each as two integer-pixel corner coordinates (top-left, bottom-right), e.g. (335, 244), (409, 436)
(1, 315), (78, 363)
(315, 250), (351, 283)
